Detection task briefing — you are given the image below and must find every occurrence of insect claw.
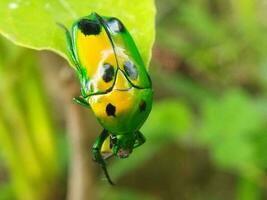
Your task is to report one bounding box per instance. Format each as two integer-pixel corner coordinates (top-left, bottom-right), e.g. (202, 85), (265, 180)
(101, 164), (115, 185)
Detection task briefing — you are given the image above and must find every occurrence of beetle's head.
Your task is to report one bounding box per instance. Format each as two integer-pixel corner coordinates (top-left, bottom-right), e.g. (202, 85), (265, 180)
(110, 134), (135, 158)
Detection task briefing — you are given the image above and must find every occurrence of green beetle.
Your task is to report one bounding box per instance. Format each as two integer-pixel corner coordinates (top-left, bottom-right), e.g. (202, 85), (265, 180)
(60, 12), (153, 184)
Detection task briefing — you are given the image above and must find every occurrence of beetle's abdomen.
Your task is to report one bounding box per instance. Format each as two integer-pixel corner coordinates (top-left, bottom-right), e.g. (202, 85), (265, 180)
(88, 88), (153, 134)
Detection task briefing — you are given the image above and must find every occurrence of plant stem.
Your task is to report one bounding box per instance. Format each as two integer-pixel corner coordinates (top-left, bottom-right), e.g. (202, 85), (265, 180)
(39, 52), (97, 200)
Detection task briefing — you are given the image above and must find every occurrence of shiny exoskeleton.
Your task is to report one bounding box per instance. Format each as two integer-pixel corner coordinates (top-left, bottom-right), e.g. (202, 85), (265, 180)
(61, 12), (153, 184)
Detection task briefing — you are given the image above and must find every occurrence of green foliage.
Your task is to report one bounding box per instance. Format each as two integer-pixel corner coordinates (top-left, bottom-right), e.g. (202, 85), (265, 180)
(199, 91), (264, 177)
(0, 183), (15, 200)
(237, 177), (261, 200)
(0, 36), (63, 200)
(155, 0), (267, 198)
(0, 0), (155, 67)
(157, 0), (267, 89)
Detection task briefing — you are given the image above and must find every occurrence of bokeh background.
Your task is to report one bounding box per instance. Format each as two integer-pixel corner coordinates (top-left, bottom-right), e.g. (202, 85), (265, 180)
(1, 0), (267, 199)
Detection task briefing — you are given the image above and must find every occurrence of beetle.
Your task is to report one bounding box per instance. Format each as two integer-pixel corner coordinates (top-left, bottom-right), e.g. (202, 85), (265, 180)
(60, 12), (153, 185)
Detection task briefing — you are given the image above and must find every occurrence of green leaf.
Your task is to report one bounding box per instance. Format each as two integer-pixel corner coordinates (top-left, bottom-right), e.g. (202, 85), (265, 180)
(199, 90), (264, 177)
(0, 0), (156, 67)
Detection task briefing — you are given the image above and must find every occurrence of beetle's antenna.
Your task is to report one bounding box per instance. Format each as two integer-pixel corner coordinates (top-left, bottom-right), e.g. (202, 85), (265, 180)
(101, 162), (115, 185)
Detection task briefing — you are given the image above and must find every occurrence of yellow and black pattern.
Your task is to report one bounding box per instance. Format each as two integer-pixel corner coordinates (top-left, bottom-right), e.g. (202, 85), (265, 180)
(72, 17), (118, 94)
(71, 13), (151, 96)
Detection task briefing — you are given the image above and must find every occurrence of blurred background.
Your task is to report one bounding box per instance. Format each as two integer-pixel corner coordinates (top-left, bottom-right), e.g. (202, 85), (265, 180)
(1, 0), (267, 199)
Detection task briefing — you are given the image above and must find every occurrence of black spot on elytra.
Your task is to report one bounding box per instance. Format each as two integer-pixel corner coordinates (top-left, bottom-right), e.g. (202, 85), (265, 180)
(124, 60), (138, 80)
(106, 103), (116, 116)
(139, 100), (146, 112)
(102, 63), (114, 82)
(106, 17), (125, 33)
(78, 19), (101, 35)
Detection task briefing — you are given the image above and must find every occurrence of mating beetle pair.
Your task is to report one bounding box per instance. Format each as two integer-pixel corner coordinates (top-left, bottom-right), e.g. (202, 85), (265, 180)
(60, 12), (153, 184)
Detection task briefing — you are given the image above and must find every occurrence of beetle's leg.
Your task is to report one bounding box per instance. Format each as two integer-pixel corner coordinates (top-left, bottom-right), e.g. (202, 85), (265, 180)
(92, 129), (109, 162)
(92, 129), (115, 185)
(73, 96), (90, 109)
(101, 136), (114, 161)
(134, 131), (146, 148)
(102, 153), (114, 161)
(57, 23), (78, 66)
